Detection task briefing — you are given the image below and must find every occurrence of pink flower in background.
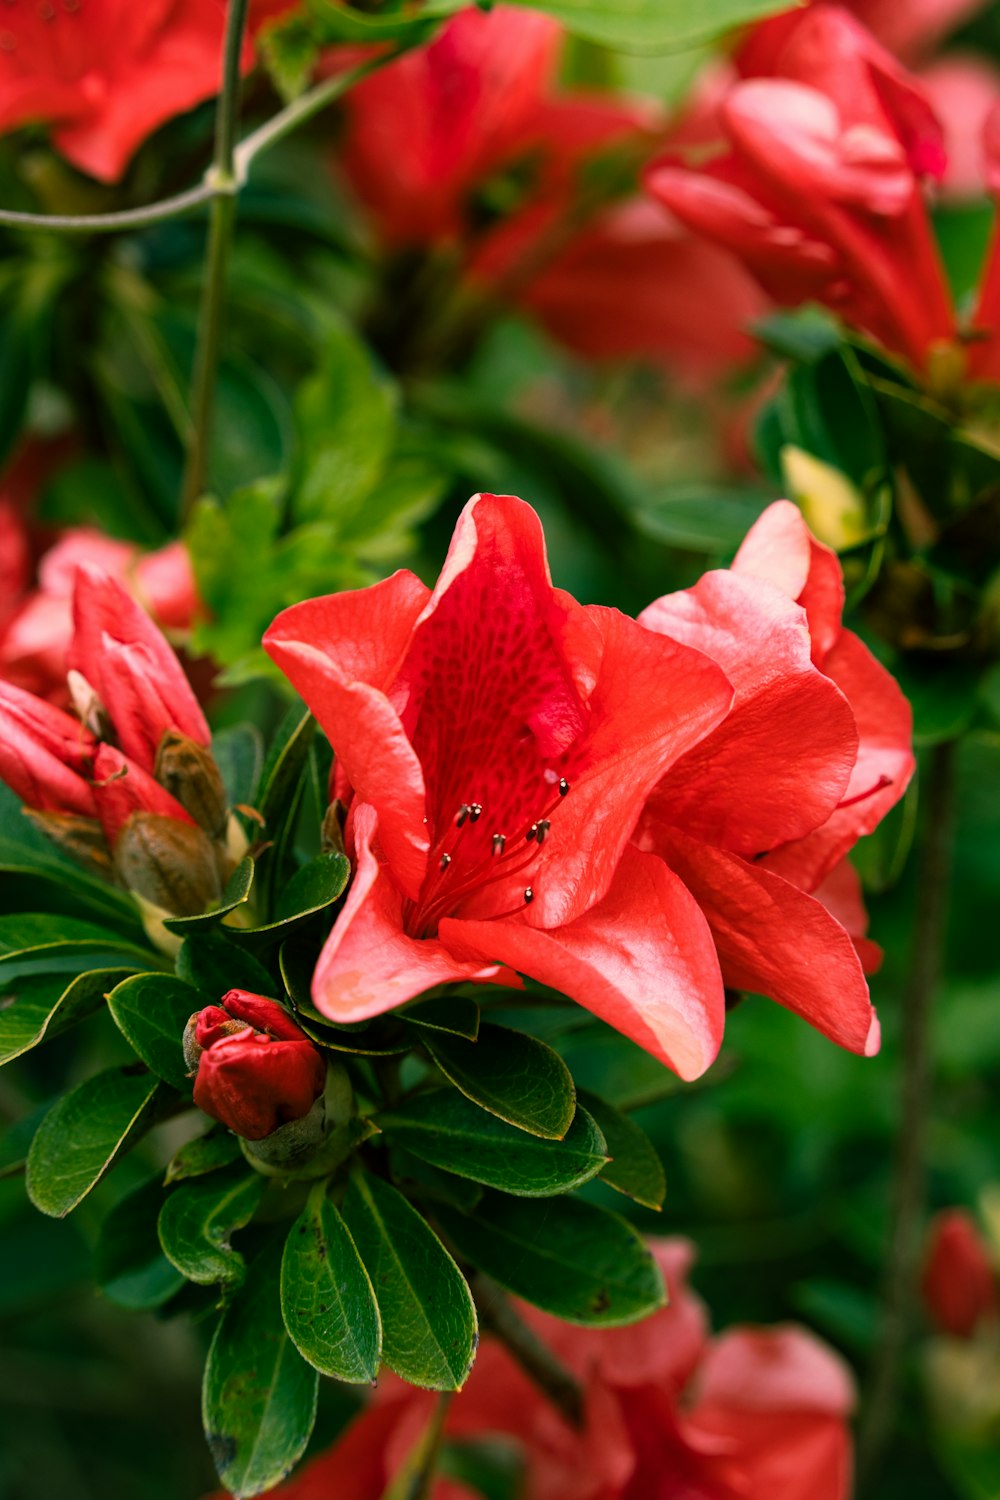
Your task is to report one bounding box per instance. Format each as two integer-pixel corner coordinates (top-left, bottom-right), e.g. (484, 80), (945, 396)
(648, 6), (956, 370)
(921, 55), (1000, 199)
(249, 1239), (856, 1500)
(638, 499), (914, 1055)
(266, 492), (734, 1080)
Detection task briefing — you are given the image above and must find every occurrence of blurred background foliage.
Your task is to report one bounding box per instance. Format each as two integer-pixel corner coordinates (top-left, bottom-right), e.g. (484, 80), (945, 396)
(2, 0), (1000, 1496)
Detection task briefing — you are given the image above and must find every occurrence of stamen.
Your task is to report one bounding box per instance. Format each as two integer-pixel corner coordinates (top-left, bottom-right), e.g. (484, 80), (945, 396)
(837, 775), (892, 811)
(524, 887), (534, 904)
(559, 778), (569, 797)
(536, 819), (550, 846)
(440, 853), (452, 871)
(456, 804), (470, 827)
(492, 833), (506, 856)
(526, 823), (539, 843)
(469, 803), (483, 822)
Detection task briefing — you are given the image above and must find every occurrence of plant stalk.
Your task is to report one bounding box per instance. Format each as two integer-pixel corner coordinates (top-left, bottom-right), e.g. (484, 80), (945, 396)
(471, 1274), (584, 1430)
(179, 0), (250, 521)
(857, 738), (956, 1488)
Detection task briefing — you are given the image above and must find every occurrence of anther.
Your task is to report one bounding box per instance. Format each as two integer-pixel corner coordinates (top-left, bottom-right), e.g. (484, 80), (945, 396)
(469, 803), (483, 822)
(524, 887), (534, 904)
(492, 834), (506, 856)
(440, 853), (452, 871)
(456, 804), (470, 827)
(536, 819), (551, 845)
(559, 778), (569, 796)
(526, 823), (538, 843)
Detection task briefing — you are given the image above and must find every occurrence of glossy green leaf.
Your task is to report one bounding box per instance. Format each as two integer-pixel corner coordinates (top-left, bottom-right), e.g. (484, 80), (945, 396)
(106, 972), (203, 1091)
(504, 0), (792, 52)
(342, 1170), (477, 1391)
(231, 851), (350, 946)
(159, 1166), (266, 1287)
(0, 854), (143, 937)
(377, 1090), (607, 1197)
(163, 857), (256, 935)
(280, 1181), (381, 1382)
(635, 485), (772, 554)
(176, 929), (277, 1003)
(212, 724), (265, 807)
(435, 1192), (665, 1326)
(96, 1177), (186, 1310)
(254, 707), (316, 915)
(0, 913), (154, 987)
(577, 1090), (666, 1211)
(166, 1127), (243, 1184)
(203, 1240), (319, 1498)
(0, 967), (132, 1067)
(557, 1023), (683, 1110)
(422, 1022), (576, 1138)
(26, 1067), (164, 1218)
(402, 994), (480, 1040)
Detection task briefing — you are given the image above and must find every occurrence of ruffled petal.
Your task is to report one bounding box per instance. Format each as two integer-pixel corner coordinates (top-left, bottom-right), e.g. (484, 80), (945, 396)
(440, 842), (725, 1080)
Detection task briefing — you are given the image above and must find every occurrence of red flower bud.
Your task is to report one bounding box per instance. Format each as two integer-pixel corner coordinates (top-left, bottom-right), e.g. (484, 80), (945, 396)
(0, 680), (97, 817)
(90, 743), (196, 844)
(922, 1210), (998, 1338)
(188, 990), (327, 1141)
(69, 566), (210, 774)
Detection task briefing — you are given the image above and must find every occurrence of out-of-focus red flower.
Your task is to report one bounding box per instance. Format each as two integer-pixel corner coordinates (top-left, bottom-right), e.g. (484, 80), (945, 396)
(0, 0), (254, 183)
(647, 6), (956, 371)
(739, 0), (991, 69)
(0, 680), (97, 816)
(186, 990), (327, 1141)
(253, 1238), (856, 1500)
(968, 102), (1000, 380)
(921, 55), (1000, 200)
(637, 499), (914, 1055)
(265, 492), (734, 1080)
(922, 1210), (999, 1337)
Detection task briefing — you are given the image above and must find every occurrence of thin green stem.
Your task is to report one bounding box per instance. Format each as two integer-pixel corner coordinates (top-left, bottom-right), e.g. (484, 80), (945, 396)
(179, 0), (250, 521)
(0, 183), (215, 235)
(380, 1392), (453, 1500)
(471, 1273), (584, 1429)
(857, 738), (957, 1490)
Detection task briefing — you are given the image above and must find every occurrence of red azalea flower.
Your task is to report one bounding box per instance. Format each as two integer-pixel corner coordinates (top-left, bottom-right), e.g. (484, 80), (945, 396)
(187, 990), (327, 1141)
(637, 499), (914, 1055)
(739, 0), (991, 68)
(0, 679), (97, 816)
(265, 493), (734, 1080)
(0, 0), (253, 183)
(968, 102), (1000, 381)
(922, 1210), (998, 1338)
(244, 1238), (856, 1500)
(646, 6), (956, 370)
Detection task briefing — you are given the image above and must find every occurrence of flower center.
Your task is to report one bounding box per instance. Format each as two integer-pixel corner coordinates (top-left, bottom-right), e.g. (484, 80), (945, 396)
(403, 773), (570, 938)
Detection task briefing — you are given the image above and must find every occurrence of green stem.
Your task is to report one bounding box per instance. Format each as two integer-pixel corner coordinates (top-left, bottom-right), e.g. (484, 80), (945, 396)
(380, 1391), (453, 1500)
(857, 738), (956, 1489)
(179, 0), (250, 521)
(471, 1274), (584, 1429)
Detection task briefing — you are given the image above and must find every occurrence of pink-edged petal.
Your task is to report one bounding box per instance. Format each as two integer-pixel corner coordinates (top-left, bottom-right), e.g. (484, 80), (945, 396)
(813, 858), (882, 975)
(763, 629), (915, 890)
(654, 827), (879, 1056)
(311, 804), (511, 1024)
(731, 499), (845, 662)
(0, 681), (97, 816)
(440, 842), (725, 1081)
(264, 570), (432, 900)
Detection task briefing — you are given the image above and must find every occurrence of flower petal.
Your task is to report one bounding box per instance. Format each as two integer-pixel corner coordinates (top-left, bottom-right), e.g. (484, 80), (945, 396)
(311, 804), (511, 1023)
(440, 842), (725, 1081)
(264, 570), (432, 900)
(654, 827), (879, 1055)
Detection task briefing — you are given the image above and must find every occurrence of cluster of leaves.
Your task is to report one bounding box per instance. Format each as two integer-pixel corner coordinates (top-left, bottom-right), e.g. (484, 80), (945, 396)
(0, 706), (673, 1497)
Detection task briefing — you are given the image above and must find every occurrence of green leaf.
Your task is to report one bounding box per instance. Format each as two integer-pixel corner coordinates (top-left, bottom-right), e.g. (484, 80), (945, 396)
(635, 485), (772, 554)
(166, 1127), (243, 1184)
(176, 929), (277, 1003)
(502, 0), (793, 52)
(0, 913), (154, 988)
(26, 1066), (164, 1218)
(163, 857), (255, 935)
(95, 1177), (186, 1311)
(106, 972), (203, 1091)
(422, 1022), (576, 1139)
(308, 0), (438, 43)
(254, 707), (317, 914)
(377, 1090), (607, 1197)
(0, 967), (132, 1067)
(212, 725), (265, 808)
(203, 1240), (319, 1498)
(577, 1090), (665, 1211)
(293, 317), (397, 525)
(557, 1023), (683, 1110)
(0, 853), (144, 937)
(280, 1181), (381, 1382)
(342, 1170), (477, 1391)
(402, 994), (480, 1040)
(230, 850), (349, 941)
(435, 1192), (665, 1326)
(159, 1166), (266, 1288)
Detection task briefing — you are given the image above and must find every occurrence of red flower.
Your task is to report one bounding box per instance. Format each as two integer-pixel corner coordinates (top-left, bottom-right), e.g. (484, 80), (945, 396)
(740, 0), (990, 68)
(0, 680), (97, 816)
(187, 990), (327, 1141)
(637, 499), (914, 1055)
(68, 565), (209, 774)
(922, 1210), (998, 1338)
(0, 0), (255, 183)
(265, 493), (734, 1080)
(968, 101), (1000, 381)
(646, 6), (956, 370)
(248, 1238), (856, 1500)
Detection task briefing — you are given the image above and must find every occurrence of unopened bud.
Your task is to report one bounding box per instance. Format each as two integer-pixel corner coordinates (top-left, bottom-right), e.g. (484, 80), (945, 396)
(155, 731), (229, 841)
(23, 808), (113, 878)
(114, 812), (223, 916)
(66, 669), (114, 742)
